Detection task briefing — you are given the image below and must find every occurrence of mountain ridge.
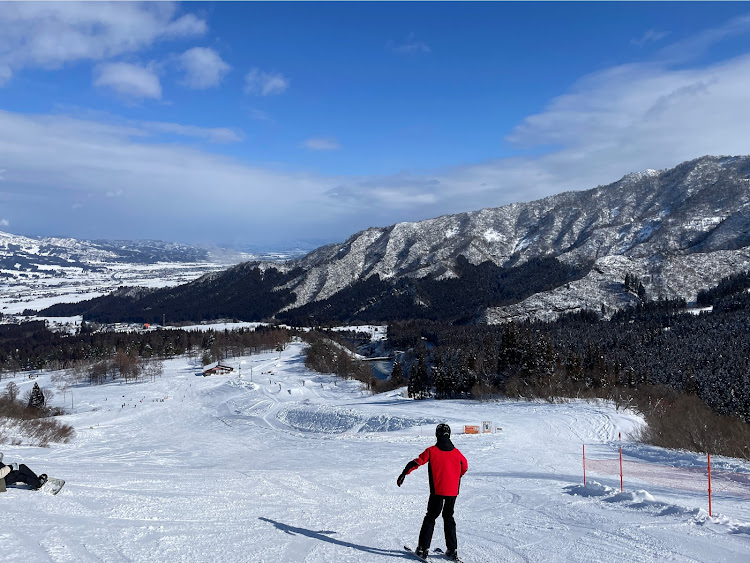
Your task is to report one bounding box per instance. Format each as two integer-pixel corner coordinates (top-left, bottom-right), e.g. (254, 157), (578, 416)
(0, 231), (308, 273)
(37, 155), (750, 324)
(278, 155), (750, 316)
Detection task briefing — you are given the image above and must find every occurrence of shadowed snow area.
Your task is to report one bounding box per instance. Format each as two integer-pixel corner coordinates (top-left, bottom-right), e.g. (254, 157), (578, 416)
(278, 404), (438, 434)
(1, 340), (749, 562)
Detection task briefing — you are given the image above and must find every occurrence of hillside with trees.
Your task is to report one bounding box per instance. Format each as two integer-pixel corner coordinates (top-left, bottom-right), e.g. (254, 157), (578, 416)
(385, 272), (750, 459)
(8, 271), (750, 459)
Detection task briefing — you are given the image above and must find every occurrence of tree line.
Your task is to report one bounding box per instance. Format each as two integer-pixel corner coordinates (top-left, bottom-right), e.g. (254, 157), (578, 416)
(386, 273), (750, 459)
(38, 256), (591, 326)
(0, 323), (292, 378)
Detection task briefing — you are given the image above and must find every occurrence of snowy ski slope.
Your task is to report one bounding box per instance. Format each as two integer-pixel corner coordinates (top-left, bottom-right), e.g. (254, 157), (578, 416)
(1, 341), (749, 562)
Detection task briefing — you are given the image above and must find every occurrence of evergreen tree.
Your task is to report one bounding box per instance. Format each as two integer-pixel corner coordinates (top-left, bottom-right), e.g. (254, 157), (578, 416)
(432, 362), (450, 398)
(201, 350), (212, 366)
(637, 281), (647, 302)
(28, 382), (45, 409)
(406, 363), (418, 398)
(411, 354), (431, 399)
(566, 352), (583, 384)
(390, 361), (404, 387)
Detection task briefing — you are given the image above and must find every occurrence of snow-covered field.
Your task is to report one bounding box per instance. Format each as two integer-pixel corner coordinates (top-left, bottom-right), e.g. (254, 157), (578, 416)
(0, 262), (228, 317)
(2, 341), (749, 562)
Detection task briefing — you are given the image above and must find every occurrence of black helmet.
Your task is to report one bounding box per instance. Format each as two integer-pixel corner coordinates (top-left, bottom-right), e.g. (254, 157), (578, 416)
(436, 423), (451, 438)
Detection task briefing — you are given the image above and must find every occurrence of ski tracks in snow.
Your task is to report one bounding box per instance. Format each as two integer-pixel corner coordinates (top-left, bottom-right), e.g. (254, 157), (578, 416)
(2, 343), (749, 562)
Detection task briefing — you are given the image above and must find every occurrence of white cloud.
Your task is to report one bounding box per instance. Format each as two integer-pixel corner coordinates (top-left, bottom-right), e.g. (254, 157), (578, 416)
(631, 29), (670, 47)
(0, 219), (9, 227)
(386, 33), (431, 56)
(94, 62), (162, 100)
(656, 13), (750, 64)
(302, 138), (342, 151)
(249, 109), (274, 124)
(320, 51), (750, 223)
(5, 51), (750, 245)
(244, 68), (289, 96)
(5, 17), (750, 245)
(506, 57), (750, 165)
(141, 121), (243, 144)
(0, 64), (11, 86)
(44, 108), (244, 144)
(179, 47), (230, 89)
(0, 109), (340, 243)
(0, 2), (206, 84)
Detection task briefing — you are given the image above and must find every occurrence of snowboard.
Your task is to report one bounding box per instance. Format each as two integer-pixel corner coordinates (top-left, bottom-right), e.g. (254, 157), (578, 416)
(41, 477), (65, 495)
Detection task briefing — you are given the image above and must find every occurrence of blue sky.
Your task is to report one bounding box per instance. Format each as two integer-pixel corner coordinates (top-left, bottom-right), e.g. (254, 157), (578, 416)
(2, 2), (750, 250)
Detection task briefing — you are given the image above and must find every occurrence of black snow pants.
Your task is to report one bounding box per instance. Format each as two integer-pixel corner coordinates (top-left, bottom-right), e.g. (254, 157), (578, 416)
(5, 464), (43, 489)
(418, 494), (457, 552)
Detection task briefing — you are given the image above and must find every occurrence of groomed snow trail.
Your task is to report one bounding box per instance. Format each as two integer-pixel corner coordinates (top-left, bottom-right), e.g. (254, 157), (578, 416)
(1, 341), (749, 562)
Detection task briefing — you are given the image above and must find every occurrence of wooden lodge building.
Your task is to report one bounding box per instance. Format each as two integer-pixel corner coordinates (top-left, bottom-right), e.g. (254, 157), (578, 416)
(202, 363), (234, 377)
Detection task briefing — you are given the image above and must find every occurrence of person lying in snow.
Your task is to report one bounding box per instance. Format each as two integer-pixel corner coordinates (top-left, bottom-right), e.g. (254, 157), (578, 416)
(0, 452), (48, 490)
(397, 423), (468, 562)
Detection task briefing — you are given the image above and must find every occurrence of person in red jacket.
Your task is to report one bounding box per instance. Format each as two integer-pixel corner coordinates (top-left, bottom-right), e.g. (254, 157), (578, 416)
(397, 423), (468, 561)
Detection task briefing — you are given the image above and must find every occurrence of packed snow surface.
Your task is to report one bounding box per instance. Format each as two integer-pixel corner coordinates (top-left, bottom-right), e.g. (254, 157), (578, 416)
(2, 341), (749, 562)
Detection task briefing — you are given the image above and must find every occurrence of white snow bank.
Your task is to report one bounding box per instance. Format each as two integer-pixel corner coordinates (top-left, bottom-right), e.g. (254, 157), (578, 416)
(565, 481), (750, 535)
(564, 481), (616, 497)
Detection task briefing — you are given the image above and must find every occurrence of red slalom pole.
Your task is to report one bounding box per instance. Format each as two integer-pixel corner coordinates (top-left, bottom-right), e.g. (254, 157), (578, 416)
(618, 432), (623, 492)
(583, 444), (586, 485)
(707, 453), (712, 517)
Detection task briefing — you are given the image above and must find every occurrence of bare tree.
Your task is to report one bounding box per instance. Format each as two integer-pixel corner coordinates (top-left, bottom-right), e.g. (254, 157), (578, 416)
(114, 350), (142, 382)
(42, 387), (55, 405)
(4, 381), (19, 403)
(51, 370), (73, 403)
(143, 359), (164, 382)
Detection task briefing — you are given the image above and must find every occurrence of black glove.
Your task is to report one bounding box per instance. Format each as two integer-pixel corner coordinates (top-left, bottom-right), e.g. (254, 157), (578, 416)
(397, 473), (406, 487)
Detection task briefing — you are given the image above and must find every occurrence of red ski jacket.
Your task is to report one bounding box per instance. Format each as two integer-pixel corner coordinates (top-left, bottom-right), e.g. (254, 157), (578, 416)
(405, 442), (468, 497)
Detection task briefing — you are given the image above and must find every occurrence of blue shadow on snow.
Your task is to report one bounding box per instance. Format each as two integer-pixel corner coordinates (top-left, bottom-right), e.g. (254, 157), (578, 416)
(259, 517), (413, 559)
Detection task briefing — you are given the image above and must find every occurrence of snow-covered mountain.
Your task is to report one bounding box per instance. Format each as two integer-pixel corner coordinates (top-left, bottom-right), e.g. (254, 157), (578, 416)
(0, 231), (213, 271)
(278, 155), (750, 321)
(37, 155), (750, 325)
(0, 233), (254, 318)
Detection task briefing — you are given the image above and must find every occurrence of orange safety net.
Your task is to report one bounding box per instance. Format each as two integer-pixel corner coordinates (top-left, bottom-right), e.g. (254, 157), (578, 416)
(585, 456), (750, 499)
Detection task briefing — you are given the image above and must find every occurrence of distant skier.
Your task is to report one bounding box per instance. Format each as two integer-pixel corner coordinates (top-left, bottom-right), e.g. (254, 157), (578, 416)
(0, 452), (47, 490)
(397, 423), (468, 561)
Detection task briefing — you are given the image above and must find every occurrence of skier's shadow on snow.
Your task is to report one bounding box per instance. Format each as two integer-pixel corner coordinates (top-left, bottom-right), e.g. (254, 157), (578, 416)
(259, 517), (412, 559)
